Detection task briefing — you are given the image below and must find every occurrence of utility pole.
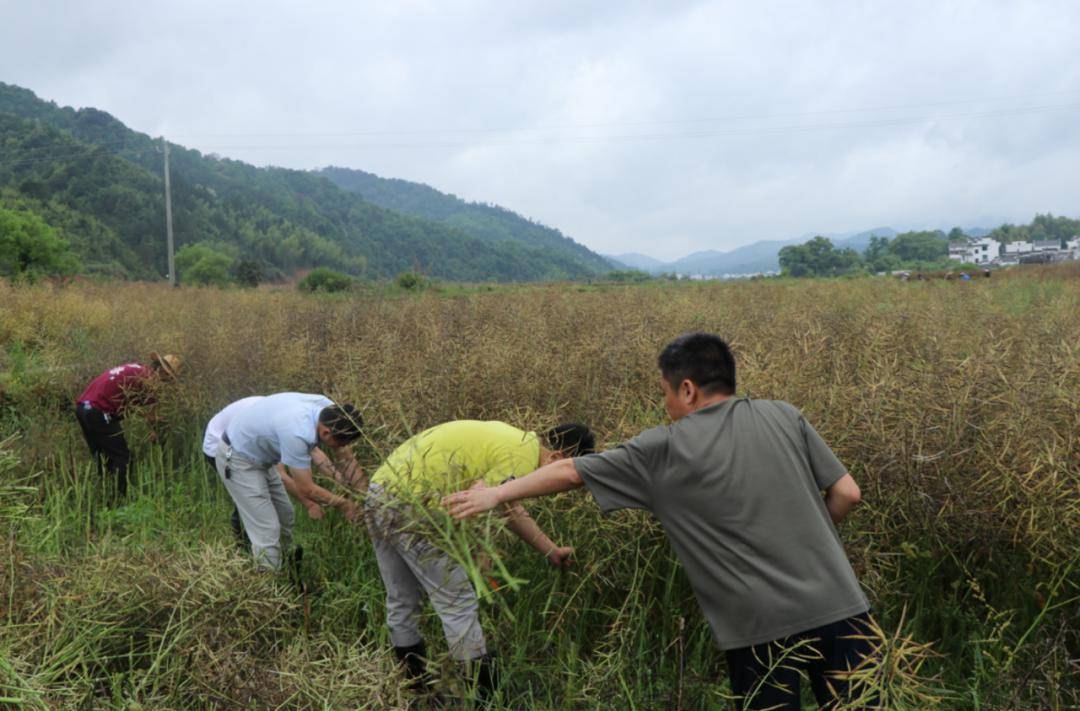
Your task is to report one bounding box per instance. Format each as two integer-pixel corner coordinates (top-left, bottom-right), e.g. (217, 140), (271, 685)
(162, 137), (176, 287)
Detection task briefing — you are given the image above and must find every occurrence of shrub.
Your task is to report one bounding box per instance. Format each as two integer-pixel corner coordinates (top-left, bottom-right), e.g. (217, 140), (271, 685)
(175, 242), (233, 287)
(299, 267), (355, 293)
(395, 271), (430, 291)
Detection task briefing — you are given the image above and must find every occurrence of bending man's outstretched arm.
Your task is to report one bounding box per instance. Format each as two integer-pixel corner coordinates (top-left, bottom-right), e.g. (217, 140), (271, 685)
(312, 447), (368, 493)
(443, 459), (584, 519)
(287, 466), (360, 522)
(502, 502), (573, 567)
(276, 464), (326, 520)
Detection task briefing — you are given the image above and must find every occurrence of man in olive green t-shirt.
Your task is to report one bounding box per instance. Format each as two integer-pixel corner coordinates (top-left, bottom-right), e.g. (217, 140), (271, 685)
(444, 333), (873, 710)
(367, 419), (595, 703)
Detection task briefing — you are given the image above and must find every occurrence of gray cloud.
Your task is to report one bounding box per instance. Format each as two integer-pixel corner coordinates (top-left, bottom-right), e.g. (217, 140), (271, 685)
(3, 0), (1079, 258)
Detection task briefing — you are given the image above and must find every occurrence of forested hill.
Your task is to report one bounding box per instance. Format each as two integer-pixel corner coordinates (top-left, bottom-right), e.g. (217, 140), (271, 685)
(316, 167), (612, 272)
(0, 82), (607, 282)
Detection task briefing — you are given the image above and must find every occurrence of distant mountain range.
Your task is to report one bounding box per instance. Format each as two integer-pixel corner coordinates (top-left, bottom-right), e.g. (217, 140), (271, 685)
(0, 82), (610, 282)
(608, 225), (992, 276)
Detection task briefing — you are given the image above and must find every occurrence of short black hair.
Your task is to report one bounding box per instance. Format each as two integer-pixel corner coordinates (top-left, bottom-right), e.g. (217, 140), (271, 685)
(657, 332), (736, 395)
(544, 423), (596, 457)
(319, 404), (363, 444)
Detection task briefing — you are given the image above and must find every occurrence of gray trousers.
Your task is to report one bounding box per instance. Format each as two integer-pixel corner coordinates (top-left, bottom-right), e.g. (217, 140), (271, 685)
(215, 441), (293, 570)
(367, 486), (486, 661)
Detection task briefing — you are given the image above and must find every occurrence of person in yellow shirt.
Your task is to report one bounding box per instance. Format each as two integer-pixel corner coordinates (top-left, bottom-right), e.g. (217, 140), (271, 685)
(364, 420), (594, 703)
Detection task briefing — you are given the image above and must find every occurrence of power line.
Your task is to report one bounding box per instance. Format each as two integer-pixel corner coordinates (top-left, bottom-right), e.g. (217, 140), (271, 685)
(2, 136), (149, 159)
(167, 89), (1080, 138)
(0, 145), (151, 170)
(183, 101), (1080, 151)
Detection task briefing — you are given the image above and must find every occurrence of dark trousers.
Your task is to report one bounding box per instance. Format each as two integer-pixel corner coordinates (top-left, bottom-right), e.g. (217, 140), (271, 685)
(725, 612), (877, 710)
(204, 453), (247, 548)
(75, 404), (131, 499)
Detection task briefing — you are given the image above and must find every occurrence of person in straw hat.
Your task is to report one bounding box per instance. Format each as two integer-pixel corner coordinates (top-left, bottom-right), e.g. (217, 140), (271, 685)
(74, 352), (181, 502)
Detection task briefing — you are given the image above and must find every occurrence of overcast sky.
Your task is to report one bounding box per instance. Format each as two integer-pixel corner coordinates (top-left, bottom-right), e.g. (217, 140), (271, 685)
(3, 1), (1080, 259)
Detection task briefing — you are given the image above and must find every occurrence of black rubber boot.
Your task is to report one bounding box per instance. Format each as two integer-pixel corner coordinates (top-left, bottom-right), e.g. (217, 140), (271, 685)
(473, 652), (499, 706)
(289, 545), (306, 593)
(394, 641), (435, 695)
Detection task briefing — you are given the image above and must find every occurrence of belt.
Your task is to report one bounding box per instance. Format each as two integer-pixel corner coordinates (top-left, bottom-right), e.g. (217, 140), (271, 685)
(79, 401), (115, 423)
(219, 432), (233, 479)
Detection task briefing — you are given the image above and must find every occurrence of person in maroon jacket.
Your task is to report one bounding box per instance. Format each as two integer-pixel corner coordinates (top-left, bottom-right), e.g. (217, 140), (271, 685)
(74, 353), (181, 501)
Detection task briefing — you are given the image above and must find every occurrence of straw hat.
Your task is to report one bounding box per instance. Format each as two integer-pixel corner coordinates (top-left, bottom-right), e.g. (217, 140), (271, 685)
(149, 352), (182, 379)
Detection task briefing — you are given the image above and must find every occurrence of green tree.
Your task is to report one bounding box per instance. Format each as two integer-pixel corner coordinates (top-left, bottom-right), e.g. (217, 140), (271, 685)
(989, 223), (1028, 245)
(1027, 213), (1079, 246)
(888, 231), (948, 262)
(0, 207), (80, 280)
(234, 259), (263, 288)
(864, 235), (894, 272)
(779, 236), (862, 278)
(175, 242), (233, 287)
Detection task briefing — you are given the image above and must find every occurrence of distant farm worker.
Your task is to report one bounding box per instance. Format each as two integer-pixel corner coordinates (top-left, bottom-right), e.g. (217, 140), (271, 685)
(74, 353), (181, 501)
(215, 392), (364, 571)
(366, 420), (594, 702)
(202, 396), (329, 549)
(444, 333), (873, 710)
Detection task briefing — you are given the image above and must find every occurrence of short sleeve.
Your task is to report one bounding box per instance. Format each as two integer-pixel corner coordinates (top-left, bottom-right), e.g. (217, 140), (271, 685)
(279, 431), (313, 470)
(573, 425), (668, 513)
(800, 416), (847, 490)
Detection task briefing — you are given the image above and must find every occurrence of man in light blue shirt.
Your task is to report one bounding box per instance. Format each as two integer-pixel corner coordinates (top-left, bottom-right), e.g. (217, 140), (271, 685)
(216, 392), (364, 570)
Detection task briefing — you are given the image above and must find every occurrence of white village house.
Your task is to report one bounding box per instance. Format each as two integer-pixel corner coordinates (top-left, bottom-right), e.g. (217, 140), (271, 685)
(998, 236), (1080, 265)
(949, 236), (1000, 264)
(1004, 241), (1034, 255)
(952, 234), (1079, 267)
